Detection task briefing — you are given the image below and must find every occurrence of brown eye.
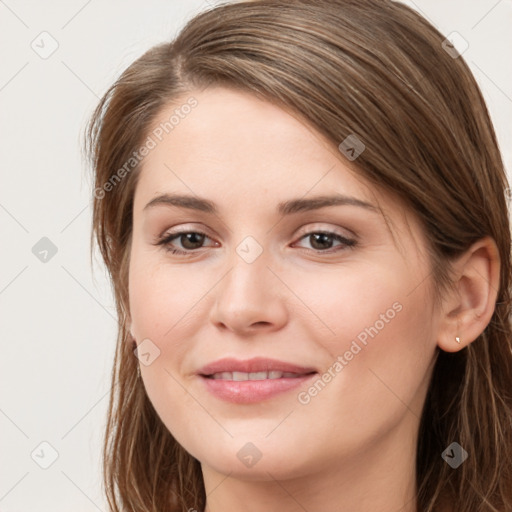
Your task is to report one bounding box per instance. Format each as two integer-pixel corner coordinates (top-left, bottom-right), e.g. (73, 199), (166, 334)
(178, 232), (206, 250)
(309, 233), (335, 250)
(156, 230), (217, 255)
(294, 231), (356, 253)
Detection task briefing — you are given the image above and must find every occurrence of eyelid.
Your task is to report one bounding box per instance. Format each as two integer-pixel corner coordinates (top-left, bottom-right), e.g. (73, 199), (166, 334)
(157, 223), (354, 242)
(157, 223), (215, 240)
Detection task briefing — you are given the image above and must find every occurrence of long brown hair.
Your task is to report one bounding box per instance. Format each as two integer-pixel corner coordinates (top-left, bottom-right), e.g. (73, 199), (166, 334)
(84, 1), (512, 510)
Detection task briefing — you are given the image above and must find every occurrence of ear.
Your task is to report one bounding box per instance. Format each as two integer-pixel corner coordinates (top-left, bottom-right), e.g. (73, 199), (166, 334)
(437, 236), (500, 353)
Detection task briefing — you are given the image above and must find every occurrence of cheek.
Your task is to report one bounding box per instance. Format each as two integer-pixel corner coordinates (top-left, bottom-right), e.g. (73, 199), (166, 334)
(128, 252), (209, 339)
(128, 255), (210, 451)
(289, 261), (436, 410)
(345, 292), (435, 424)
(280, 261), (409, 346)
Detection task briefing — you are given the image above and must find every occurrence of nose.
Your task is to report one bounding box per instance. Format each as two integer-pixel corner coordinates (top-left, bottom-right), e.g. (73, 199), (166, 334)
(209, 247), (289, 336)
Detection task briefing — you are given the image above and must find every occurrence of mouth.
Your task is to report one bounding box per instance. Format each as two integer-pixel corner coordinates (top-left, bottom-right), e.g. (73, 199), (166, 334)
(198, 356), (317, 376)
(197, 357), (318, 403)
(204, 370), (314, 381)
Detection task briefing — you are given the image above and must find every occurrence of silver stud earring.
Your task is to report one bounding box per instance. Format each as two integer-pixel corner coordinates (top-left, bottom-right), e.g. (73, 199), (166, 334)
(455, 336), (461, 344)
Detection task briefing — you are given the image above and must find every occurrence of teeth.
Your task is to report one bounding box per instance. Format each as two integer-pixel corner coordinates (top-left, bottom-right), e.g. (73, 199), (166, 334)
(212, 372), (232, 380)
(249, 371), (268, 380)
(209, 370), (303, 381)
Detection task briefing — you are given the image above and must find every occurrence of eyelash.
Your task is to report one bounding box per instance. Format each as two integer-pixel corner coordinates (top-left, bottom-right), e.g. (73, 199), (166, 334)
(155, 229), (357, 256)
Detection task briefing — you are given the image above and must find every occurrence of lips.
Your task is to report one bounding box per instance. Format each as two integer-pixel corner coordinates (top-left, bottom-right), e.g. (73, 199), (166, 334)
(198, 357), (317, 378)
(209, 370), (305, 381)
(198, 357), (318, 404)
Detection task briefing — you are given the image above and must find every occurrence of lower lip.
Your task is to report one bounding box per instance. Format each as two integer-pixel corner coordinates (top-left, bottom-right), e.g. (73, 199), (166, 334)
(200, 374), (317, 404)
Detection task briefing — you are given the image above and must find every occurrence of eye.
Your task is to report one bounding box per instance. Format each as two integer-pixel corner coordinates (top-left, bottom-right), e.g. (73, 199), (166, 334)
(155, 228), (357, 256)
(293, 230), (357, 253)
(156, 230), (218, 255)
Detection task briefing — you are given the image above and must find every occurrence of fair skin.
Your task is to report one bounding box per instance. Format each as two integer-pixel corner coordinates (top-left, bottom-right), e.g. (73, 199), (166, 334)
(128, 86), (499, 512)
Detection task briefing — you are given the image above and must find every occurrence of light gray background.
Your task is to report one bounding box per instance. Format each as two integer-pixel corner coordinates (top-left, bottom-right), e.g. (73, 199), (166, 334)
(1, 1), (510, 510)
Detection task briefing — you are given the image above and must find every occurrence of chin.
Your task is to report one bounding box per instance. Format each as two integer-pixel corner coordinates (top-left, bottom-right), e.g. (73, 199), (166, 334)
(186, 433), (316, 481)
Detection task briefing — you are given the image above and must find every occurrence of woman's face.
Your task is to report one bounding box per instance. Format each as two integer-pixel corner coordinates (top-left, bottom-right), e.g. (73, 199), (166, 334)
(129, 86), (440, 480)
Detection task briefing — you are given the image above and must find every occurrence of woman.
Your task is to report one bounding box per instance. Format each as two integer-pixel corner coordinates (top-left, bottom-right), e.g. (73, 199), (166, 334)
(85, 0), (512, 510)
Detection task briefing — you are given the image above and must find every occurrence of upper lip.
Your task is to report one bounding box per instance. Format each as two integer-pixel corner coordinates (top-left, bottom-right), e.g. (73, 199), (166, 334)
(198, 357), (317, 376)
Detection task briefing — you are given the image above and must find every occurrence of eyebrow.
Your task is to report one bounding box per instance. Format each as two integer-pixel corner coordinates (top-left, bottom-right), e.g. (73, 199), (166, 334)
(143, 193), (377, 215)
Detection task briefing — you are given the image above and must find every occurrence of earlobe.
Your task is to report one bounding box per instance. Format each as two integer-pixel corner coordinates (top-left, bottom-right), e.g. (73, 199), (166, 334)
(437, 236), (500, 353)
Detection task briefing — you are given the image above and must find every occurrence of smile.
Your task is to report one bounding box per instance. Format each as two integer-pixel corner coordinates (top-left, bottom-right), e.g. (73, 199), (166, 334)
(197, 358), (318, 403)
(207, 371), (310, 381)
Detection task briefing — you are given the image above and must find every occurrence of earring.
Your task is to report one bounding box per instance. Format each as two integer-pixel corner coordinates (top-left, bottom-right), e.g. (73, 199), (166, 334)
(455, 336), (461, 344)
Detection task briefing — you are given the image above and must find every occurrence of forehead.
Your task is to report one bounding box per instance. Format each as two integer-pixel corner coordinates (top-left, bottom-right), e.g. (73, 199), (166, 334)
(134, 86), (375, 208)
(150, 86), (331, 156)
